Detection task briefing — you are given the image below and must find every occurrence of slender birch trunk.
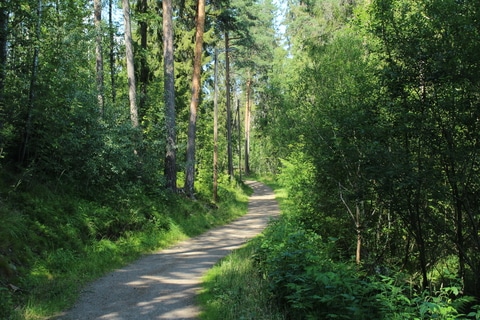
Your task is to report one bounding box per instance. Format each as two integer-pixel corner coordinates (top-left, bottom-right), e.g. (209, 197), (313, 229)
(108, 0), (116, 104)
(138, 0), (148, 113)
(94, 0), (104, 115)
(122, 0), (138, 128)
(163, 0), (177, 191)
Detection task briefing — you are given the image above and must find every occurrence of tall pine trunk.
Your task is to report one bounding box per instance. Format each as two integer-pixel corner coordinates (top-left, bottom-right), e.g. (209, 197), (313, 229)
(163, 0), (176, 191)
(213, 49), (219, 202)
(225, 32), (233, 179)
(244, 78), (251, 175)
(184, 0), (205, 197)
(122, 0), (138, 128)
(236, 96), (241, 180)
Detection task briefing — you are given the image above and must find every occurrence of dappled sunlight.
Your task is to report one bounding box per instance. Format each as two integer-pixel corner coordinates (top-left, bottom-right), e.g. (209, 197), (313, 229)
(250, 194), (276, 200)
(98, 312), (121, 319)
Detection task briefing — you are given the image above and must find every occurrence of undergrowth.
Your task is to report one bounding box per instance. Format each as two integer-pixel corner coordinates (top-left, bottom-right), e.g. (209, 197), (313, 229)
(199, 176), (480, 320)
(255, 216), (480, 319)
(0, 173), (249, 319)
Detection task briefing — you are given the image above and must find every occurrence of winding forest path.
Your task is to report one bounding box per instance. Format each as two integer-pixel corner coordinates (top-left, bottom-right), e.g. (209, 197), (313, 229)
(56, 181), (279, 320)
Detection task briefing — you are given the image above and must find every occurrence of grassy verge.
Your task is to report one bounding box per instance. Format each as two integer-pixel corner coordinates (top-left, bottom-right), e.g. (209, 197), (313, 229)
(0, 177), (250, 319)
(198, 175), (287, 320)
(197, 239), (285, 320)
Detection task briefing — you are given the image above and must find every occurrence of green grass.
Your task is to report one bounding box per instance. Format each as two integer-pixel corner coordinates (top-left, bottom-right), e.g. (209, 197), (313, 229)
(198, 239), (286, 320)
(0, 176), (250, 319)
(198, 175), (287, 320)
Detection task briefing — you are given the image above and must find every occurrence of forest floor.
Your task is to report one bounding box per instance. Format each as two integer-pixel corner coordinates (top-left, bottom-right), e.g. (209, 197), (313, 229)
(53, 181), (280, 320)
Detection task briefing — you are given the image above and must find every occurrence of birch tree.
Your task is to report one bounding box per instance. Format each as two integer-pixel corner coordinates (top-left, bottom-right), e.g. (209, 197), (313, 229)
(163, 0), (176, 191)
(108, 0), (116, 103)
(94, 0), (104, 114)
(122, 0), (138, 128)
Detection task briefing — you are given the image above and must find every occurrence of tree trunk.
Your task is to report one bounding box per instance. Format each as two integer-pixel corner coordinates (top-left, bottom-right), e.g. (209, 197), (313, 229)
(138, 0), (148, 114)
(94, 0), (104, 115)
(20, 0), (41, 164)
(0, 4), (7, 98)
(225, 32), (233, 180)
(108, 0), (116, 104)
(339, 183), (363, 264)
(213, 49), (219, 202)
(184, 0), (206, 197)
(0, 4), (7, 144)
(439, 128), (467, 285)
(410, 196), (430, 290)
(244, 78), (251, 175)
(355, 203), (361, 264)
(163, 0), (176, 192)
(236, 96), (241, 180)
(122, 0), (138, 128)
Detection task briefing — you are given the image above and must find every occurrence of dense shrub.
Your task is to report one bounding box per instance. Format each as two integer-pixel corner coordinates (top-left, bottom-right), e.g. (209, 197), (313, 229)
(277, 146), (316, 219)
(255, 218), (480, 319)
(255, 219), (378, 319)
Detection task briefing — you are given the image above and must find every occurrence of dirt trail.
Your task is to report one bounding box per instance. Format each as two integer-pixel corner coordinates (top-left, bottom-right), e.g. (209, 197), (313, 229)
(55, 181), (279, 320)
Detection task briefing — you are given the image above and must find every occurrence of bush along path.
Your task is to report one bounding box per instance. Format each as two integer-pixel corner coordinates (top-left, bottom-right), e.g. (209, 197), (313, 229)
(55, 181), (279, 320)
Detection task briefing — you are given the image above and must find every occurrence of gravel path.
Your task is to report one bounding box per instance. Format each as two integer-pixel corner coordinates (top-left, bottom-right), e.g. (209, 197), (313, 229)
(55, 181), (279, 320)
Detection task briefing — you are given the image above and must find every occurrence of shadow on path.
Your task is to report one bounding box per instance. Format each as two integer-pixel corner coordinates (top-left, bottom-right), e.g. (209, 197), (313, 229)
(54, 181), (279, 320)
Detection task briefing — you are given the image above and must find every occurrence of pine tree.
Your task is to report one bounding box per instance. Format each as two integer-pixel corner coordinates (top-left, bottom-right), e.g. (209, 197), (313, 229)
(184, 0), (206, 197)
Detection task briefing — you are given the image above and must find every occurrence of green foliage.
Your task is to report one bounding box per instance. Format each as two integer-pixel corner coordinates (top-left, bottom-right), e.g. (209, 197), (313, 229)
(468, 305), (480, 320)
(255, 219), (374, 319)
(276, 144), (319, 230)
(3, 0), (480, 316)
(256, 0), (480, 301)
(364, 0), (480, 293)
(277, 144), (315, 203)
(255, 216), (480, 319)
